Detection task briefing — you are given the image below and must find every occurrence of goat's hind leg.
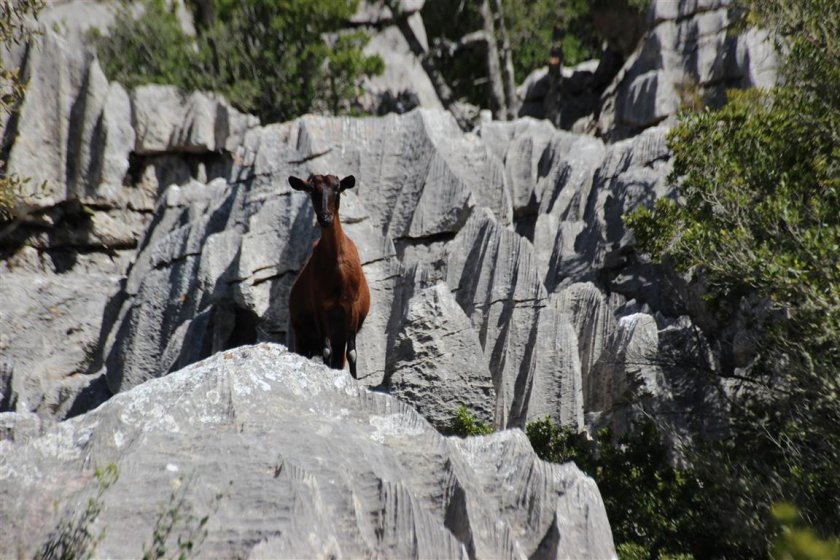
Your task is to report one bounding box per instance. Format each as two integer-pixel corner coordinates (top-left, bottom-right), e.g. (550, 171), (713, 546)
(347, 336), (358, 379)
(322, 337), (332, 365)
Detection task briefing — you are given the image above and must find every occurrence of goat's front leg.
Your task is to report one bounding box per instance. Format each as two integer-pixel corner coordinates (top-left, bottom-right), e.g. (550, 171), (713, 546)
(347, 336), (358, 379)
(322, 337), (332, 365)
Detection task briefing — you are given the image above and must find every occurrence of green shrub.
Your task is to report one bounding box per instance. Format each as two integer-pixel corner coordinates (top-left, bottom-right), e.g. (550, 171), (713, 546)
(90, 0), (384, 124)
(448, 406), (494, 436)
(527, 417), (701, 560)
(623, 0), (840, 555)
(772, 503), (840, 560)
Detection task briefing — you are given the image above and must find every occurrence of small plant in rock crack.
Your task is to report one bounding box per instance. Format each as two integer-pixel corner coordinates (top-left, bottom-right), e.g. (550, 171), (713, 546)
(141, 475), (224, 560)
(37, 463), (119, 560)
(448, 406), (494, 437)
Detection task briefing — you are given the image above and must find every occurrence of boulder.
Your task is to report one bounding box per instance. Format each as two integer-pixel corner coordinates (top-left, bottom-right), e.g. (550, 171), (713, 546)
(545, 126), (672, 290)
(361, 15), (444, 114)
(384, 277), (495, 431)
(4, 31), (107, 208)
(445, 210), (583, 429)
(0, 344), (617, 559)
(480, 118), (557, 215)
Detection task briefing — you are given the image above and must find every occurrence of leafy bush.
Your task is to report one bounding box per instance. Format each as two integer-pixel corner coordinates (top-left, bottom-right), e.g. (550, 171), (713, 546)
(90, 0), (384, 123)
(772, 503), (840, 560)
(623, 0), (840, 555)
(526, 417), (702, 560)
(448, 406), (493, 436)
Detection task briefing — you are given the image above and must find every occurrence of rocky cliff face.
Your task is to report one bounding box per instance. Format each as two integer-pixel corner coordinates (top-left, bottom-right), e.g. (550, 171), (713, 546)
(0, 20), (734, 440)
(0, 344), (616, 559)
(0, 0), (774, 554)
(519, 0), (777, 139)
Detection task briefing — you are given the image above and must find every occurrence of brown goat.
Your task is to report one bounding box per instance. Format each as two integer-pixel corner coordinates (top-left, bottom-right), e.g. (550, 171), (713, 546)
(288, 173), (370, 378)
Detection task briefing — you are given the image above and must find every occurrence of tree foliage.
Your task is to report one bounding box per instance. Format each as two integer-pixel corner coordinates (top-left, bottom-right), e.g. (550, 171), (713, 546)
(527, 418), (707, 560)
(421, 0), (645, 111)
(624, 0), (840, 555)
(90, 0), (384, 124)
(421, 0), (598, 110)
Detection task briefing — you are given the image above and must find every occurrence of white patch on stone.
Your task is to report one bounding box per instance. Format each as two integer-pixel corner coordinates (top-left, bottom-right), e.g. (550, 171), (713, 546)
(369, 413), (424, 443)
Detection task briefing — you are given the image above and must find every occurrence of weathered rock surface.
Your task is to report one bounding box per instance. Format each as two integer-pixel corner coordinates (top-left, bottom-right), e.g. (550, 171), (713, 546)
(0, 29), (257, 419)
(596, 0), (778, 139)
(0, 344), (616, 559)
(2, 1), (744, 470)
(361, 14), (444, 115)
(384, 274), (495, 431)
(0, 247), (124, 418)
(132, 85), (258, 155)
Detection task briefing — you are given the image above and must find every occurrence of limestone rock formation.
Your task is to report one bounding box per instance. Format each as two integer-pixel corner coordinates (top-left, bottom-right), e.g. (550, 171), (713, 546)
(384, 276), (495, 431)
(0, 344), (616, 560)
(0, 2), (748, 479)
(596, 0), (778, 139)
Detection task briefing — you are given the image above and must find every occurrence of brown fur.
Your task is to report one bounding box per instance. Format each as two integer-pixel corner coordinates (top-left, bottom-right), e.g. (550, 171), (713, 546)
(288, 173), (371, 378)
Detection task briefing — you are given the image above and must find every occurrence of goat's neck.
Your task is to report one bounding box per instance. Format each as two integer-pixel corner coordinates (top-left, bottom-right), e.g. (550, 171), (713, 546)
(318, 216), (345, 263)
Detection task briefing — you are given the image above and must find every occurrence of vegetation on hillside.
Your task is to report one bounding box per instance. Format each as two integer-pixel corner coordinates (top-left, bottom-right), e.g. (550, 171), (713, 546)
(89, 0), (384, 123)
(421, 0), (646, 112)
(625, 0), (840, 556)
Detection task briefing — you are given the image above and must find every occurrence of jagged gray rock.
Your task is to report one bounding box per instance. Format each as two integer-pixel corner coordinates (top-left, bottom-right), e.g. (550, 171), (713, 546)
(132, 85), (259, 155)
(0, 344), (616, 559)
(545, 126), (672, 290)
(102, 108), (517, 394)
(5, 31), (106, 208)
(554, 283), (616, 411)
(445, 209), (582, 429)
(0, 248), (121, 417)
(480, 118), (557, 215)
(384, 277), (495, 431)
(360, 14), (444, 115)
(596, 0), (777, 139)
(268, 110), (511, 239)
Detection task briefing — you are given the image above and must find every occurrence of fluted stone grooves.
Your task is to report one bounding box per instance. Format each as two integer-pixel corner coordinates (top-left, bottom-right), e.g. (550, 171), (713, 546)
(247, 110), (511, 241)
(0, 344), (616, 559)
(384, 278), (495, 431)
(445, 210), (583, 429)
(597, 0), (777, 139)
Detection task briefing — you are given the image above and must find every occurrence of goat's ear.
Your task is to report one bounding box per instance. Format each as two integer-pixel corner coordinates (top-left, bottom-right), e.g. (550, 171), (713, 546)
(288, 176), (311, 192)
(339, 175), (356, 191)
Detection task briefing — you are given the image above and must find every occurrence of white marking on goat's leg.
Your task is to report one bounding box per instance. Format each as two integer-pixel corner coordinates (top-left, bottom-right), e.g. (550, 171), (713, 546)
(347, 338), (358, 379)
(323, 337), (332, 364)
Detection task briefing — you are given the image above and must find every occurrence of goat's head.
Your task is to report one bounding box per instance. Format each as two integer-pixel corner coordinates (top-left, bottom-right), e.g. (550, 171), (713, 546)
(288, 174), (356, 228)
